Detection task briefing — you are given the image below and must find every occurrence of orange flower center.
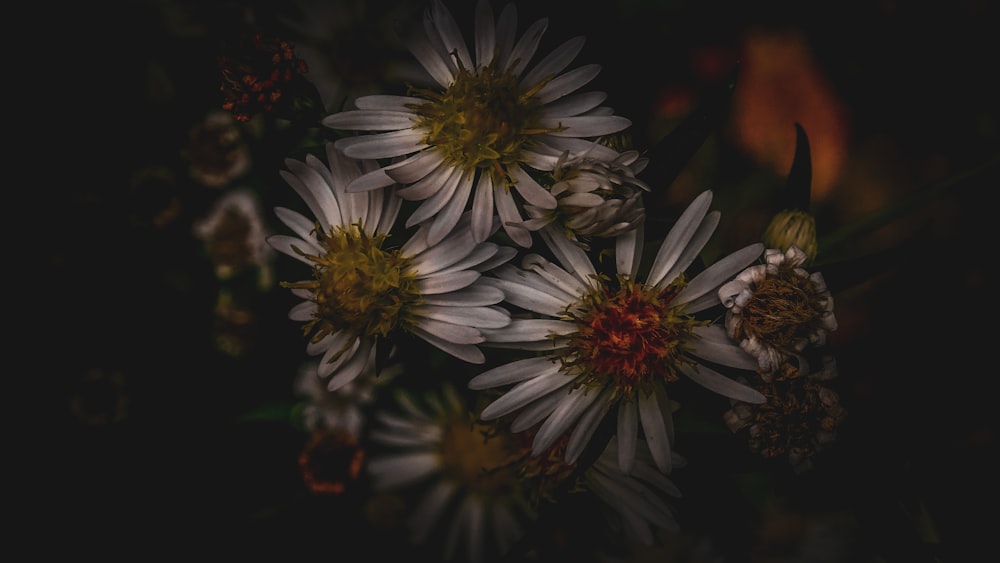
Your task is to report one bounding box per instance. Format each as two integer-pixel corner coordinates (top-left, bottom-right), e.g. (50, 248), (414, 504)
(563, 276), (704, 396)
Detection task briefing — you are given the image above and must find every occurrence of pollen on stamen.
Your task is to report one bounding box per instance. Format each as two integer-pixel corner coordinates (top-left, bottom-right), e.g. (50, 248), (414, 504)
(412, 61), (557, 173)
(281, 223), (421, 346)
(562, 276), (705, 396)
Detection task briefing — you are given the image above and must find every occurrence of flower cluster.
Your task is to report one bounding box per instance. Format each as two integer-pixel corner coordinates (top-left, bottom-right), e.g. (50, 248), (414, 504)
(208, 0), (857, 559)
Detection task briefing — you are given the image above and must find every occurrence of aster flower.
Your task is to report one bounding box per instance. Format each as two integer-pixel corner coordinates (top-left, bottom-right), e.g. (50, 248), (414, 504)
(717, 245), (837, 375)
(518, 147), (651, 249)
(267, 142), (515, 391)
(723, 355), (846, 473)
(366, 384), (537, 563)
(322, 0), (632, 248)
(469, 190), (767, 475)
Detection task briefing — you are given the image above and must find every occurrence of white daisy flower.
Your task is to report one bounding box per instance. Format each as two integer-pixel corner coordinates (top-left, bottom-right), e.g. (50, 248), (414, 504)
(717, 245), (838, 375)
(367, 384), (537, 563)
(322, 0), (632, 248)
(267, 142), (516, 391)
(468, 190), (767, 474)
(583, 436), (685, 547)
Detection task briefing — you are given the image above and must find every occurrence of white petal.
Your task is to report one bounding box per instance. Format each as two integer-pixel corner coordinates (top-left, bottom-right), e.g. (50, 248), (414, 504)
(507, 17), (548, 76)
(427, 170), (474, 245)
(321, 109), (416, 130)
(646, 190), (712, 288)
(521, 35), (585, 88)
(414, 317), (484, 344)
(638, 391), (672, 473)
(273, 207), (320, 247)
(473, 0), (496, 67)
(368, 452), (440, 489)
(404, 165), (463, 225)
(509, 391), (564, 432)
(267, 234), (318, 265)
(616, 398), (639, 474)
(680, 363), (765, 403)
(417, 270), (480, 294)
(288, 300), (315, 322)
(468, 357), (560, 390)
(404, 29), (455, 87)
(279, 166), (340, 230)
(414, 304), (510, 329)
(476, 277), (568, 317)
(539, 224), (597, 282)
(335, 129), (429, 159)
(420, 284), (504, 307)
(564, 388), (612, 464)
(540, 91), (607, 117)
(479, 319), (576, 342)
(479, 370), (574, 420)
(691, 324), (759, 370)
(539, 115), (631, 137)
(494, 181), (533, 247)
(352, 94), (425, 111)
(655, 210), (720, 290)
(676, 243), (764, 307)
(383, 149), (442, 185)
(429, 0), (472, 70)
(615, 217), (644, 279)
(511, 163), (557, 209)
(534, 64), (601, 104)
(471, 172), (496, 243)
(411, 325), (486, 364)
(347, 167), (396, 193)
(533, 386), (603, 453)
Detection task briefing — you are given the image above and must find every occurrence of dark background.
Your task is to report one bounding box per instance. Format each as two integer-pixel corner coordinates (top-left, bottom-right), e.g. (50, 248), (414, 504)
(32, 0), (999, 560)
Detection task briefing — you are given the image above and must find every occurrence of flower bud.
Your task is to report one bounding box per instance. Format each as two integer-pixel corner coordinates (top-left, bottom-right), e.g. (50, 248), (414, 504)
(762, 209), (818, 263)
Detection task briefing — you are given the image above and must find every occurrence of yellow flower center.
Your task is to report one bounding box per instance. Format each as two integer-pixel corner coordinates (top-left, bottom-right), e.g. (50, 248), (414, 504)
(439, 417), (521, 497)
(281, 223), (421, 347)
(563, 276), (705, 397)
(410, 60), (559, 176)
(738, 268), (827, 353)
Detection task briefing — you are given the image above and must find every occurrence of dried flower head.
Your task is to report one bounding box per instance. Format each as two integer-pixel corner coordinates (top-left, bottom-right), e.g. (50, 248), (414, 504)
(723, 356), (846, 473)
(718, 245), (837, 376)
